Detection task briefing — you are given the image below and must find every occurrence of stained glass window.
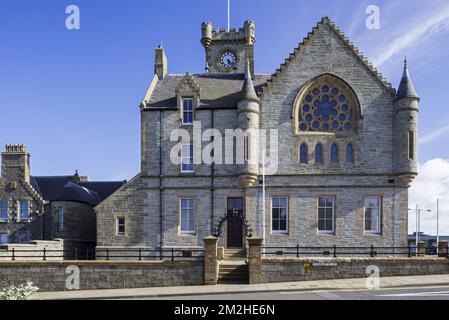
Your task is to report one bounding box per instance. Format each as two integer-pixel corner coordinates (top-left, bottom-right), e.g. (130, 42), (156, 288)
(331, 143), (338, 163)
(346, 144), (354, 163)
(298, 84), (353, 132)
(315, 144), (323, 163)
(300, 143), (308, 164)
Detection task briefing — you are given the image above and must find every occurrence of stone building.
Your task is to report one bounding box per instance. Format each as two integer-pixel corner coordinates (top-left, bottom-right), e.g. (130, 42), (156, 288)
(96, 17), (419, 251)
(0, 144), (125, 248)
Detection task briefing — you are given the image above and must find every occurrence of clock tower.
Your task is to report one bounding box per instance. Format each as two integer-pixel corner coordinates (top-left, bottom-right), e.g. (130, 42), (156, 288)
(201, 20), (255, 76)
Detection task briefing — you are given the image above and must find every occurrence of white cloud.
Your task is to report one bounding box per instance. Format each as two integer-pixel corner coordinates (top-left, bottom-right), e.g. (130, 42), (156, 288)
(420, 125), (449, 146)
(409, 158), (449, 235)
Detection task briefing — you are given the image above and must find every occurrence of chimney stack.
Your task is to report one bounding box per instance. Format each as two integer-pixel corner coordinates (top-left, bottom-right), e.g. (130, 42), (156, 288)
(1, 144), (31, 183)
(154, 44), (168, 79)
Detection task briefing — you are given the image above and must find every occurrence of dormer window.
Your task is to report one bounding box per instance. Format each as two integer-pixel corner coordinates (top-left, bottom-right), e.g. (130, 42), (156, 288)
(182, 98), (194, 125)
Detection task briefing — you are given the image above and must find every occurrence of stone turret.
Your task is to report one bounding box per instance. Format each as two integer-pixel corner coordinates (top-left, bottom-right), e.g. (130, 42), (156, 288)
(393, 58), (419, 183)
(154, 44), (167, 79)
(1, 144), (31, 184)
(237, 60), (260, 187)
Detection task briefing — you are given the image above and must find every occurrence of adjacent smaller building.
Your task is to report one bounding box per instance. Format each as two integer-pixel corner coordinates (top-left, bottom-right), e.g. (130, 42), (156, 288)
(0, 144), (125, 248)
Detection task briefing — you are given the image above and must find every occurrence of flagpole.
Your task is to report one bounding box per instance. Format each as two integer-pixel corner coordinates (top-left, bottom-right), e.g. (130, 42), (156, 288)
(227, 0), (230, 32)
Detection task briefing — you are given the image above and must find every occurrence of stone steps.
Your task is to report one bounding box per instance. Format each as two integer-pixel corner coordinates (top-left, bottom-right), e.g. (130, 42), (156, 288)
(217, 264), (248, 284)
(218, 248), (248, 284)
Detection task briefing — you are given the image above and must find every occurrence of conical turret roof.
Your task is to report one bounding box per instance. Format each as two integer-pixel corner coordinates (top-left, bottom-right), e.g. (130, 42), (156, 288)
(396, 58), (419, 100)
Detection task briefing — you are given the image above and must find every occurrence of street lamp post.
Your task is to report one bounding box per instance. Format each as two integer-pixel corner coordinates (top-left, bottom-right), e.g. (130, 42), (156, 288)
(409, 206), (432, 254)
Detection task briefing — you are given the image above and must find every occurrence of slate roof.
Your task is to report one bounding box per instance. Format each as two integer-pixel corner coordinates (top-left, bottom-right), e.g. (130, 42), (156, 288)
(31, 175), (125, 206)
(396, 58), (419, 100)
(147, 73), (270, 109)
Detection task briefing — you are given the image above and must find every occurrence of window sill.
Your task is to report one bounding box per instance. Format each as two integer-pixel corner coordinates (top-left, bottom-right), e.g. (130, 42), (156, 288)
(318, 231), (335, 236)
(179, 232), (196, 236)
(271, 232), (289, 236)
(364, 231), (382, 236)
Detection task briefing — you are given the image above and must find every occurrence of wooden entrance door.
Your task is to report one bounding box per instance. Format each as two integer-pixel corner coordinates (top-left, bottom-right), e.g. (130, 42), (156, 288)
(226, 198), (244, 248)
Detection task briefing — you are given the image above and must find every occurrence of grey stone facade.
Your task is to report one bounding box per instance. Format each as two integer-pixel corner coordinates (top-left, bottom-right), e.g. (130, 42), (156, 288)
(96, 17), (418, 250)
(0, 144), (124, 248)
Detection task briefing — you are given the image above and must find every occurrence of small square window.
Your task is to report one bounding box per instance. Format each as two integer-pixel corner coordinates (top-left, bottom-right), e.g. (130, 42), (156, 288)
(0, 201), (8, 221)
(116, 217), (125, 236)
(0, 233), (8, 244)
(19, 200), (29, 221)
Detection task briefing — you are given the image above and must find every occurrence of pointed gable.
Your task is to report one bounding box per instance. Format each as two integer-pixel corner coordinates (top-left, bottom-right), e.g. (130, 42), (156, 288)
(260, 17), (395, 98)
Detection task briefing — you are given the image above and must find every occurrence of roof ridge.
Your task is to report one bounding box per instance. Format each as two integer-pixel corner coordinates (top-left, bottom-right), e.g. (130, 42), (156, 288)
(260, 16), (395, 98)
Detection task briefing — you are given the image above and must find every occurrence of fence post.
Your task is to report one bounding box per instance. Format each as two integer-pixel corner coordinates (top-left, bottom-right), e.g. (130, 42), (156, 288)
(171, 248), (174, 261)
(408, 242), (412, 257)
(418, 241), (426, 257)
(203, 236), (219, 285)
(43, 248), (47, 261)
(333, 245), (337, 258)
(11, 248), (15, 261)
(138, 248), (142, 261)
(106, 248), (110, 261)
(438, 240), (448, 258)
(75, 247), (78, 260)
(370, 244), (374, 257)
(248, 237), (263, 284)
(296, 244), (300, 257)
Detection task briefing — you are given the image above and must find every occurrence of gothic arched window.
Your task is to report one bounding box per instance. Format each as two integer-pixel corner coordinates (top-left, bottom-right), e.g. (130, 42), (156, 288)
(331, 143), (339, 163)
(294, 74), (360, 134)
(315, 143), (323, 163)
(300, 143), (308, 164)
(346, 144), (354, 163)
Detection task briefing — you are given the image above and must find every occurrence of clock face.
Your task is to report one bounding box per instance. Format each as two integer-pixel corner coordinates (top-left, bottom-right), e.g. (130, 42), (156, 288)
(219, 51), (237, 69)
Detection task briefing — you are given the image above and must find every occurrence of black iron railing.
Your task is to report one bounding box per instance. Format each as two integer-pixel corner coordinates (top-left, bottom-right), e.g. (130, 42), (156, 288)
(0, 247), (205, 261)
(261, 244), (447, 258)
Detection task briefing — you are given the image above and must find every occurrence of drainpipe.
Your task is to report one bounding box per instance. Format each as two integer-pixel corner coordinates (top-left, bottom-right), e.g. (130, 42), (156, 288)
(159, 111), (164, 256)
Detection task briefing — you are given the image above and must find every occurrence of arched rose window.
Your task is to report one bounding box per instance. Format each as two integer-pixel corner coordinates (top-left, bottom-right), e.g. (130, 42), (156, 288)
(294, 74), (360, 134)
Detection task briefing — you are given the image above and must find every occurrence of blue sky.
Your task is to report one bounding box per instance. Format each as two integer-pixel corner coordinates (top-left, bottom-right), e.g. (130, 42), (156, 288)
(1, 1), (449, 233)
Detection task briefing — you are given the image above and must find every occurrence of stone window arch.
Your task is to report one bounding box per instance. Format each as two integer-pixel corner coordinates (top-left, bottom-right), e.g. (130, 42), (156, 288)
(293, 74), (361, 135)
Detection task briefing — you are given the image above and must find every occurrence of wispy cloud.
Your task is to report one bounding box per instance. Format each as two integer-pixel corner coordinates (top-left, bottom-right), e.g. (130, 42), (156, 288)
(373, 4), (449, 66)
(420, 125), (449, 146)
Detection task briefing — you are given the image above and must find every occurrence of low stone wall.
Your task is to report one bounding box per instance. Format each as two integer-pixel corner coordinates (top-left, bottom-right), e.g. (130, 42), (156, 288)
(261, 257), (449, 283)
(0, 240), (64, 261)
(0, 260), (204, 291)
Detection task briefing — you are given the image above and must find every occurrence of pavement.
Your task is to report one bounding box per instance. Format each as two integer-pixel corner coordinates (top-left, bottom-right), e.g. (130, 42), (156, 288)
(38, 274), (449, 300)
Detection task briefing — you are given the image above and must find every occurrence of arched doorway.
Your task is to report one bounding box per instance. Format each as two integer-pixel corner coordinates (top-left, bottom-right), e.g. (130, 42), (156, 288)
(213, 198), (254, 248)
